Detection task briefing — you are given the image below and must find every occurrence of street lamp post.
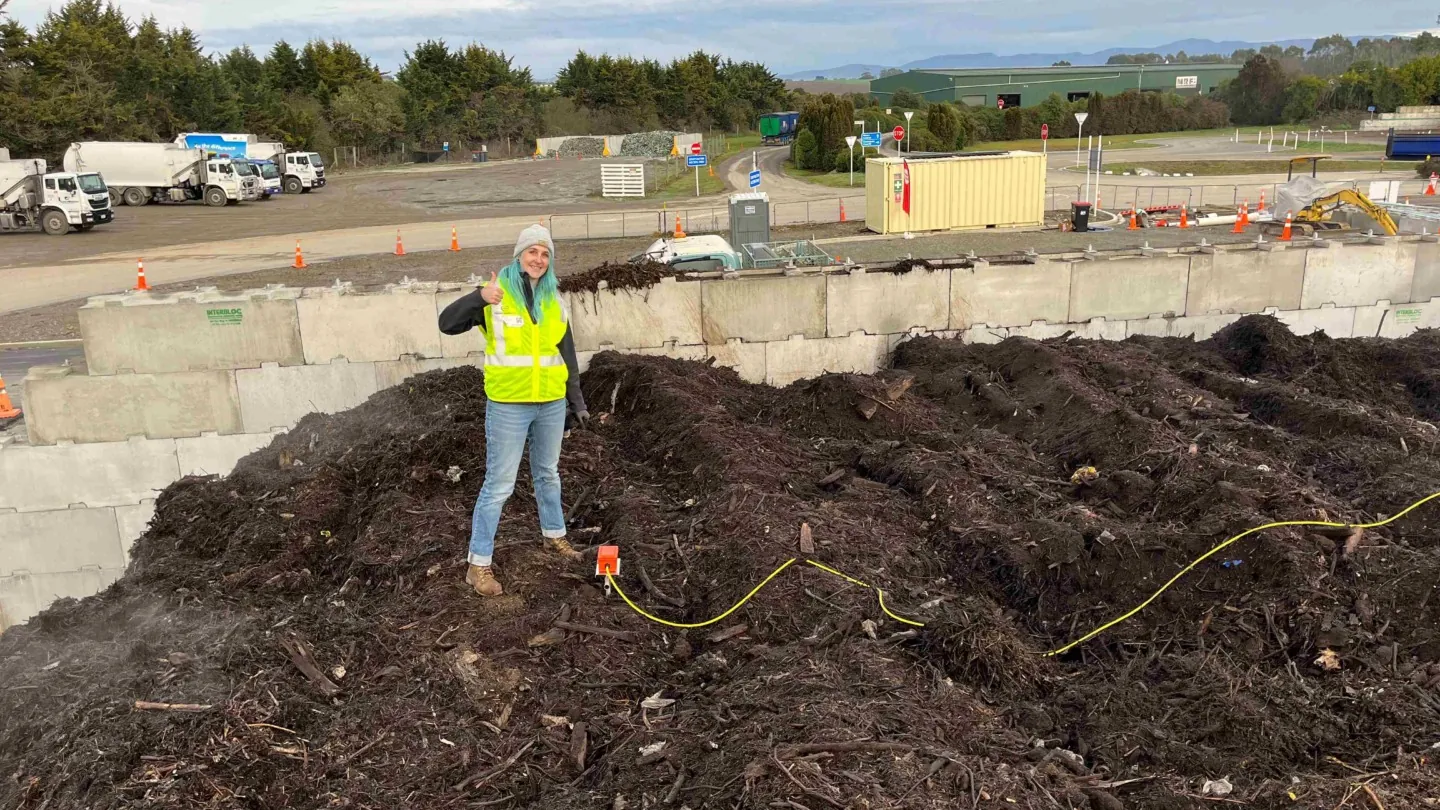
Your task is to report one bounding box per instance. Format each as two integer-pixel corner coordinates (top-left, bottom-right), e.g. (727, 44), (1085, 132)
(1074, 111), (1089, 181)
(854, 119), (865, 155)
(846, 135), (857, 185)
(903, 110), (914, 155)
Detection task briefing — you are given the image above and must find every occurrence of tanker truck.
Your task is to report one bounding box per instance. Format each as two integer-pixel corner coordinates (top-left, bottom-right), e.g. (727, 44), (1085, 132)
(175, 133), (326, 193)
(0, 155), (114, 235)
(63, 142), (255, 207)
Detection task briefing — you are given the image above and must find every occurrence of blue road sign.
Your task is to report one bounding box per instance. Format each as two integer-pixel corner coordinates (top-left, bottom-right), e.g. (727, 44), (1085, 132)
(687, 155), (708, 167)
(860, 132), (882, 148)
(1368, 106), (1377, 113)
(749, 169), (761, 188)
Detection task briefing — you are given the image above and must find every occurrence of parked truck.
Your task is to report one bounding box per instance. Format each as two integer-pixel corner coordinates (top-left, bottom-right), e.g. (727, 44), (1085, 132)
(759, 111), (800, 144)
(1385, 128), (1440, 160)
(0, 154), (114, 235)
(175, 134), (327, 193)
(63, 142), (255, 207)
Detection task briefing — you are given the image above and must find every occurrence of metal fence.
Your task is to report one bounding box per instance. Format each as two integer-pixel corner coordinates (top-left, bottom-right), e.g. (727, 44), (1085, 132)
(545, 196), (868, 241)
(1048, 179), (1434, 214)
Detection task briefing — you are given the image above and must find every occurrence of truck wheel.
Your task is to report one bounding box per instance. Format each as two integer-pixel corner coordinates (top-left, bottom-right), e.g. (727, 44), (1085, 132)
(41, 210), (69, 235)
(109, 188), (123, 207)
(78, 224), (95, 232)
(205, 187), (228, 207)
(300, 186), (312, 194)
(122, 186), (148, 207)
(284, 176), (303, 194)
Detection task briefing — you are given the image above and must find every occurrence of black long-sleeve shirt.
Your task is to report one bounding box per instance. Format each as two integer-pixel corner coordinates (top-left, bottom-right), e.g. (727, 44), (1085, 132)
(438, 281), (587, 414)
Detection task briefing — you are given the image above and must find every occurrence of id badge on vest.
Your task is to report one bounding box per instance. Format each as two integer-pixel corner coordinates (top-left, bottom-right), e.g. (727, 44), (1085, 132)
(501, 314), (525, 328)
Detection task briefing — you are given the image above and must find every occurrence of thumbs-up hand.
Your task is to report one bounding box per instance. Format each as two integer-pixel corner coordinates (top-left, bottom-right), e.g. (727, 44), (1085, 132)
(480, 270), (504, 305)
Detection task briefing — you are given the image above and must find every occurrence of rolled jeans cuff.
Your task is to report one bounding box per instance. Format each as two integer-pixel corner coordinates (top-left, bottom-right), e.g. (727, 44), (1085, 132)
(542, 529), (567, 539)
(468, 552), (493, 567)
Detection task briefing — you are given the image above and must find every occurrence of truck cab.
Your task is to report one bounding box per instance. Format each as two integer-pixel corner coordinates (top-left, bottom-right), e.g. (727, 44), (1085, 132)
(630, 235), (744, 272)
(0, 165), (113, 235)
(228, 159), (263, 201)
(253, 160), (282, 198)
(197, 158), (250, 205)
(282, 152), (326, 193)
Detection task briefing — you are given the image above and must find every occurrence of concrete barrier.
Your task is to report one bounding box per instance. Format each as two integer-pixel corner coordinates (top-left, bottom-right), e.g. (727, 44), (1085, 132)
(235, 360), (380, 433)
(79, 289), (304, 375)
(436, 287), (487, 359)
(1068, 255), (1189, 322)
(1186, 247), (1305, 314)
(0, 437), (180, 513)
(115, 500), (156, 560)
(1300, 241), (1418, 309)
(1413, 241), (1440, 302)
(950, 261), (1071, 329)
(298, 286), (444, 363)
(1276, 305), (1357, 338)
(702, 274), (826, 343)
(22, 366), (242, 446)
(826, 268), (950, 336)
(1353, 298), (1440, 338)
(765, 332), (889, 387)
(1010, 318), (1127, 342)
(1127, 313), (1243, 340)
(177, 432), (278, 477)
(376, 357), (481, 390)
(567, 277), (704, 352)
(0, 567), (123, 632)
(0, 508), (125, 576)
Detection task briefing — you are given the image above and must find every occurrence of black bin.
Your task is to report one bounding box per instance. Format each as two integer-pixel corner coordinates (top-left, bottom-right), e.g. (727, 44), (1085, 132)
(1071, 202), (1091, 233)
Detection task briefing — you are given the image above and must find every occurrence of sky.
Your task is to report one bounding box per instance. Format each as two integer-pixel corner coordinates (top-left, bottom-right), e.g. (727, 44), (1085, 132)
(5, 0), (1439, 78)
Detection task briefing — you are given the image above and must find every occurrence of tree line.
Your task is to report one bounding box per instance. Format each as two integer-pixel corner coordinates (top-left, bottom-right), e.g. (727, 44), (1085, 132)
(0, 0), (791, 163)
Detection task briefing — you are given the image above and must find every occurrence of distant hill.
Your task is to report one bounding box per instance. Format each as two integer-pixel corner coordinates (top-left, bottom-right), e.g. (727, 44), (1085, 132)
(782, 38), (1325, 80)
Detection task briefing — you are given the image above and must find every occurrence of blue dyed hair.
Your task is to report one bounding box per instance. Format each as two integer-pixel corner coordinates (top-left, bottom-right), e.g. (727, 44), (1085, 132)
(497, 255), (560, 323)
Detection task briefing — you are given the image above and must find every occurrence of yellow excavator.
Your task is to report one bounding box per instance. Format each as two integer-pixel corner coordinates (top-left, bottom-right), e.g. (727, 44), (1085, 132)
(1260, 188), (1400, 238)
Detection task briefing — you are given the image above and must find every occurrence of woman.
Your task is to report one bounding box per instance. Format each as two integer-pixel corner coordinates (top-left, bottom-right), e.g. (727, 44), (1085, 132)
(439, 224), (589, 597)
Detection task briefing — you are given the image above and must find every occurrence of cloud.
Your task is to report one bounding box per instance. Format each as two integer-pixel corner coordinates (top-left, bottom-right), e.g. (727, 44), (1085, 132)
(6, 0), (1436, 77)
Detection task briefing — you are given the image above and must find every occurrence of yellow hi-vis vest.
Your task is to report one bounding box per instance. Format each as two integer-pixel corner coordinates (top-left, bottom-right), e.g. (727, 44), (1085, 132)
(481, 281), (570, 403)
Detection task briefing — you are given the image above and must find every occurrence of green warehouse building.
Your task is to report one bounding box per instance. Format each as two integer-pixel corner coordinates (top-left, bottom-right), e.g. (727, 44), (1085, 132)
(869, 63), (1240, 108)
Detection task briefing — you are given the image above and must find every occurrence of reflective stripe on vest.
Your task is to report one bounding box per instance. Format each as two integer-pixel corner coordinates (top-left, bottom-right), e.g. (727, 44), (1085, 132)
(481, 282), (569, 402)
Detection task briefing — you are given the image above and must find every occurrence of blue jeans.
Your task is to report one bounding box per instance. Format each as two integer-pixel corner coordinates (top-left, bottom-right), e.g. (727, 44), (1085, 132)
(469, 399), (568, 566)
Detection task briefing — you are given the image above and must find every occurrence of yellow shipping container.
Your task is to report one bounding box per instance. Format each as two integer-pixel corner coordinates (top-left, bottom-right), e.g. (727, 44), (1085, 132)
(864, 152), (1046, 235)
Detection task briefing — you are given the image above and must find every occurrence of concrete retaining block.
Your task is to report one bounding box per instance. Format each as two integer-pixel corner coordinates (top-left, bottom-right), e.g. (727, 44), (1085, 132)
(765, 332), (888, 387)
(235, 360), (380, 433)
(22, 366), (241, 446)
(702, 274), (826, 343)
(79, 289), (304, 375)
(1069, 256), (1189, 322)
(1009, 318), (1128, 342)
(1301, 241), (1418, 308)
(567, 277), (704, 352)
(1353, 298), (1440, 338)
(115, 500), (156, 561)
(1186, 248), (1305, 315)
(1412, 241), (1440, 302)
(1275, 305), (1357, 338)
(826, 268), (949, 336)
(436, 287), (488, 359)
(0, 567), (124, 632)
(176, 431), (277, 477)
(376, 357), (482, 390)
(1127, 313), (1243, 340)
(951, 261), (1070, 328)
(0, 437), (180, 513)
(0, 508), (125, 577)
(298, 287), (444, 363)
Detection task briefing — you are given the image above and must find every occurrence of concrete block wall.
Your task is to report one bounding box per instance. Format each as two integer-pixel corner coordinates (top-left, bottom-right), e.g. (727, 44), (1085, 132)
(7, 234), (1440, 630)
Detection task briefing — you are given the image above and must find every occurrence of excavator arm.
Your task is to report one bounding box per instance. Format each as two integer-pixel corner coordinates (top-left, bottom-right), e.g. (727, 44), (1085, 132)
(1295, 189), (1400, 236)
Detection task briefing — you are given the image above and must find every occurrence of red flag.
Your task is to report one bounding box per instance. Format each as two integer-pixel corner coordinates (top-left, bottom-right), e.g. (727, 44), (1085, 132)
(902, 160), (911, 215)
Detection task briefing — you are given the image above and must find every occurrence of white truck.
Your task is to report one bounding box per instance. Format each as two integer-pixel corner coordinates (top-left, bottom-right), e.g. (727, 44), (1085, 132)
(62, 142), (256, 207)
(0, 153), (114, 235)
(175, 134), (326, 194)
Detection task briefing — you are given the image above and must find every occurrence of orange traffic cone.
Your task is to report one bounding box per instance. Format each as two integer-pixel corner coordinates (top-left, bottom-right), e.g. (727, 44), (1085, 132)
(1179, 207), (1189, 229)
(450, 226), (461, 252)
(1232, 205), (1246, 234)
(1258, 190), (1267, 212)
(1428, 173), (1438, 196)
(1280, 211), (1293, 241)
(1128, 209), (1139, 230)
(0, 373), (19, 420)
(673, 216), (685, 239)
(293, 240), (307, 269)
(1240, 201), (1250, 226)
(394, 230), (406, 257)
(839, 200), (847, 223)
(134, 258), (150, 291)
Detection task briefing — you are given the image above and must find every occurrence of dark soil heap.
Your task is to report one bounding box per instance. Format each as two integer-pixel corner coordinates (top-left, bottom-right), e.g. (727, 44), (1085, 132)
(4, 315), (1440, 809)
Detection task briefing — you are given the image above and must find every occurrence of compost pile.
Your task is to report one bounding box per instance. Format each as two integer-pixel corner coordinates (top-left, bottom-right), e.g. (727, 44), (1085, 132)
(555, 137), (606, 159)
(559, 259), (680, 294)
(618, 130), (688, 158)
(5, 315), (1440, 810)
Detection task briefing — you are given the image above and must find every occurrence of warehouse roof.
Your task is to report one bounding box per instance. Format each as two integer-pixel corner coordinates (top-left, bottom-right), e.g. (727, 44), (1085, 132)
(912, 63), (1238, 76)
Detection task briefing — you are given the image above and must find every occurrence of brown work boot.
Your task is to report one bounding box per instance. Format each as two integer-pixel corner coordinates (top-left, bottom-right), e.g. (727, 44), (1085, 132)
(466, 564), (503, 597)
(547, 537), (583, 561)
